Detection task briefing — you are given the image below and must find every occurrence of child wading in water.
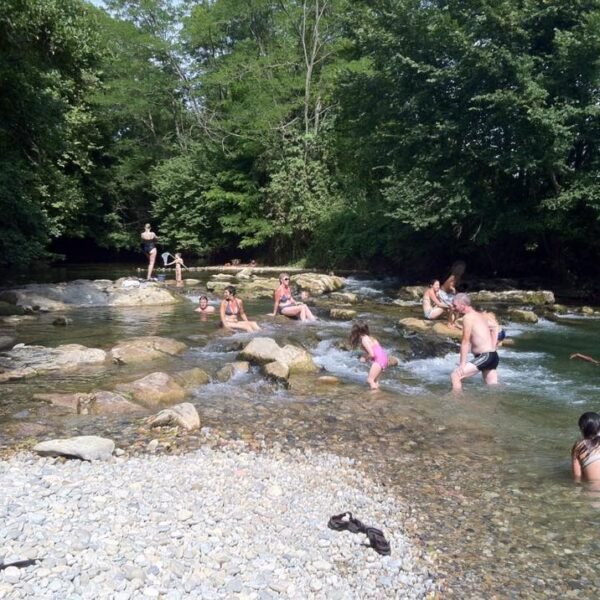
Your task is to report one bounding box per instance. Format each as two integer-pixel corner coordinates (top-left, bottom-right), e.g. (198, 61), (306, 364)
(166, 253), (186, 287)
(349, 320), (388, 390)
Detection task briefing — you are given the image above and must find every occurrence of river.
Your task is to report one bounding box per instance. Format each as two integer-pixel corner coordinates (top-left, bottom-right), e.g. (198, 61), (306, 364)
(0, 266), (598, 597)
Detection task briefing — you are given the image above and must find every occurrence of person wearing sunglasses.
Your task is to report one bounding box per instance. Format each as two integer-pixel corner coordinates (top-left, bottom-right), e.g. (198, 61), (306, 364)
(272, 273), (317, 321)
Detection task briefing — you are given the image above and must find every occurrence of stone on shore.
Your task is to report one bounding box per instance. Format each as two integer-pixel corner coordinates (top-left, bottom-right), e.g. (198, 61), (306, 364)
(110, 336), (187, 364)
(115, 372), (186, 408)
(33, 435), (115, 461)
(148, 402), (200, 431)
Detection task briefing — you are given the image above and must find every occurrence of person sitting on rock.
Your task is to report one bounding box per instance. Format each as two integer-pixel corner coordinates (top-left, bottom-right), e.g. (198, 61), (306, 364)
(272, 273), (317, 321)
(220, 286), (260, 332)
(423, 280), (449, 321)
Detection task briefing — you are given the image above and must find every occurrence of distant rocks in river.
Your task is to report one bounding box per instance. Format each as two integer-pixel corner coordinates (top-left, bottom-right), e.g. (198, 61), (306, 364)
(469, 289), (555, 305)
(0, 278), (181, 312)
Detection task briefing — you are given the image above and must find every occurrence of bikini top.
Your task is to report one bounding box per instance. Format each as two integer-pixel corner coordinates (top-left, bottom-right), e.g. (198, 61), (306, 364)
(224, 299), (239, 316)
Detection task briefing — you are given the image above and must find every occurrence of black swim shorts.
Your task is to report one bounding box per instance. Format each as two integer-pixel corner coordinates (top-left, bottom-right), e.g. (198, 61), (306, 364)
(471, 351), (500, 371)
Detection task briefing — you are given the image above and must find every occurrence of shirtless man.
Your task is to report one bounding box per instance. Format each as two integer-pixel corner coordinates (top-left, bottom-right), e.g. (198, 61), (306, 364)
(450, 293), (499, 392)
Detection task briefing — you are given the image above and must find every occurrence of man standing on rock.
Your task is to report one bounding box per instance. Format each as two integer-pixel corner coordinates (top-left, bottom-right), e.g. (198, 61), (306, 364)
(450, 293), (499, 392)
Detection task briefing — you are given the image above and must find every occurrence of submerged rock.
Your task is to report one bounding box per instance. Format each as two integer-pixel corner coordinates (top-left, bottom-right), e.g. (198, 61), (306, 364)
(33, 435), (115, 461)
(32, 392), (95, 414)
(110, 336), (187, 365)
(173, 367), (211, 388)
(115, 372), (186, 407)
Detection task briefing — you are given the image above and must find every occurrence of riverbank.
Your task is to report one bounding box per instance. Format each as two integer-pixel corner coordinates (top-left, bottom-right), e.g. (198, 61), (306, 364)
(0, 439), (435, 599)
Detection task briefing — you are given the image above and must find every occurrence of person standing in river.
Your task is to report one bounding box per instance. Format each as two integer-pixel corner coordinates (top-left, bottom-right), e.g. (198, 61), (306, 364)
(141, 223), (159, 281)
(450, 293), (499, 392)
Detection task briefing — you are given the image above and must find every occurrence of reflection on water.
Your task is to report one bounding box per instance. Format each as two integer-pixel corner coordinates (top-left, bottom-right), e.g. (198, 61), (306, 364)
(0, 270), (599, 594)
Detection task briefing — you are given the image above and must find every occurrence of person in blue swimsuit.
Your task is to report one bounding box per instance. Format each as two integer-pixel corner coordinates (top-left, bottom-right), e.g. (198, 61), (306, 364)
(220, 286), (260, 332)
(272, 273), (317, 321)
(572, 412), (600, 485)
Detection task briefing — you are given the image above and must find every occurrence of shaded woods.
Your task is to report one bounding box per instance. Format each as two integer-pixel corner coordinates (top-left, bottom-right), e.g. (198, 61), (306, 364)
(1, 0), (599, 280)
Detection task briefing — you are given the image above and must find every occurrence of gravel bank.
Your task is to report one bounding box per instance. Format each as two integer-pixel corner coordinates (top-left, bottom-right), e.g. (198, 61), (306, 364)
(0, 443), (436, 599)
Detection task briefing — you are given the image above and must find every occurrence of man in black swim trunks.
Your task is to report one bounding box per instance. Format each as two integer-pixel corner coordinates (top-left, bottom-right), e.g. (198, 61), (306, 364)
(450, 293), (500, 392)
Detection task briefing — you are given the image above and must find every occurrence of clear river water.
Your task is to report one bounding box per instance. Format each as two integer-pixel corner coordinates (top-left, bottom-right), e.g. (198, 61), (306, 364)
(0, 265), (598, 597)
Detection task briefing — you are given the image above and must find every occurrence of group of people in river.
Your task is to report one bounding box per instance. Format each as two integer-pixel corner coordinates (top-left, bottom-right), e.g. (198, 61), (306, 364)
(142, 228), (599, 484)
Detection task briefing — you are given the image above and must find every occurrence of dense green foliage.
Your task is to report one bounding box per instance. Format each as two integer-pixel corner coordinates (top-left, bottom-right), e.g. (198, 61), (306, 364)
(1, 0), (599, 278)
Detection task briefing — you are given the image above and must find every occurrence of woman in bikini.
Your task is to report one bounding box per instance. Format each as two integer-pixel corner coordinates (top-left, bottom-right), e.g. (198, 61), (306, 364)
(220, 286), (260, 332)
(272, 273), (317, 321)
(141, 223), (159, 280)
(572, 412), (600, 485)
(349, 320), (388, 390)
(422, 279), (449, 321)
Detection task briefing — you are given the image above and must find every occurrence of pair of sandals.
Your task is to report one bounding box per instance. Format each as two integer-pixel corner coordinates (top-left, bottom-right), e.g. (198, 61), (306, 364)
(328, 512), (391, 556)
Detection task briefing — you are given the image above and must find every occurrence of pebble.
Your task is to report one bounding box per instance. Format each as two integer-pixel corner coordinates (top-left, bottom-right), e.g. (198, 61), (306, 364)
(0, 447), (435, 599)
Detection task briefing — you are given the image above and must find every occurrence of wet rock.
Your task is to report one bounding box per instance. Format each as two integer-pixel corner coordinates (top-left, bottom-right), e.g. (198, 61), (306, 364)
(32, 392), (95, 414)
(237, 278), (280, 299)
(398, 317), (431, 333)
(293, 273), (345, 296)
(216, 361), (250, 382)
(184, 279), (201, 286)
(396, 286), (425, 301)
(580, 306), (595, 315)
(33, 435), (115, 461)
(547, 304), (568, 314)
(0, 300), (24, 316)
(0, 343), (107, 381)
(329, 308), (357, 320)
(115, 372), (186, 408)
(173, 367), (211, 388)
(405, 334), (457, 359)
(92, 391), (142, 415)
(236, 268), (253, 279)
(240, 337), (318, 374)
(149, 402), (200, 431)
(317, 375), (340, 385)
(470, 290), (555, 305)
(110, 336), (187, 365)
(387, 356), (400, 367)
(0, 335), (16, 350)
(0, 279), (181, 312)
(432, 323), (462, 340)
(507, 309), (538, 323)
(264, 361), (289, 382)
(328, 292), (358, 304)
(52, 316), (72, 326)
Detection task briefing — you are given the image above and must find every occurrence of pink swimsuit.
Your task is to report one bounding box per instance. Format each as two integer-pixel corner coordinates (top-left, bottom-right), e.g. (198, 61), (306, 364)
(372, 343), (388, 369)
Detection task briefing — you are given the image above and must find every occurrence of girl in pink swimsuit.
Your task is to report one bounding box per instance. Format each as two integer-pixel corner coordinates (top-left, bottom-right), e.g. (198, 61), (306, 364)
(349, 320), (388, 390)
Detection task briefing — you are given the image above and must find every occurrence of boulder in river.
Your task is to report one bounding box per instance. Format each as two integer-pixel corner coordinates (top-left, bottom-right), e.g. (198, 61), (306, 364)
(216, 361), (250, 382)
(115, 372), (186, 408)
(110, 336), (187, 365)
(469, 289), (555, 305)
(293, 273), (345, 295)
(32, 392), (95, 414)
(173, 367), (211, 388)
(148, 402), (200, 431)
(0, 343), (107, 382)
(92, 391), (142, 415)
(240, 337), (318, 375)
(33, 435), (115, 461)
(507, 308), (539, 323)
(329, 308), (357, 320)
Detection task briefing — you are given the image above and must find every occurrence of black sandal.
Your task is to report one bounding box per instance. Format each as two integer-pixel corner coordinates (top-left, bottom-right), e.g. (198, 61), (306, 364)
(328, 512), (391, 556)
